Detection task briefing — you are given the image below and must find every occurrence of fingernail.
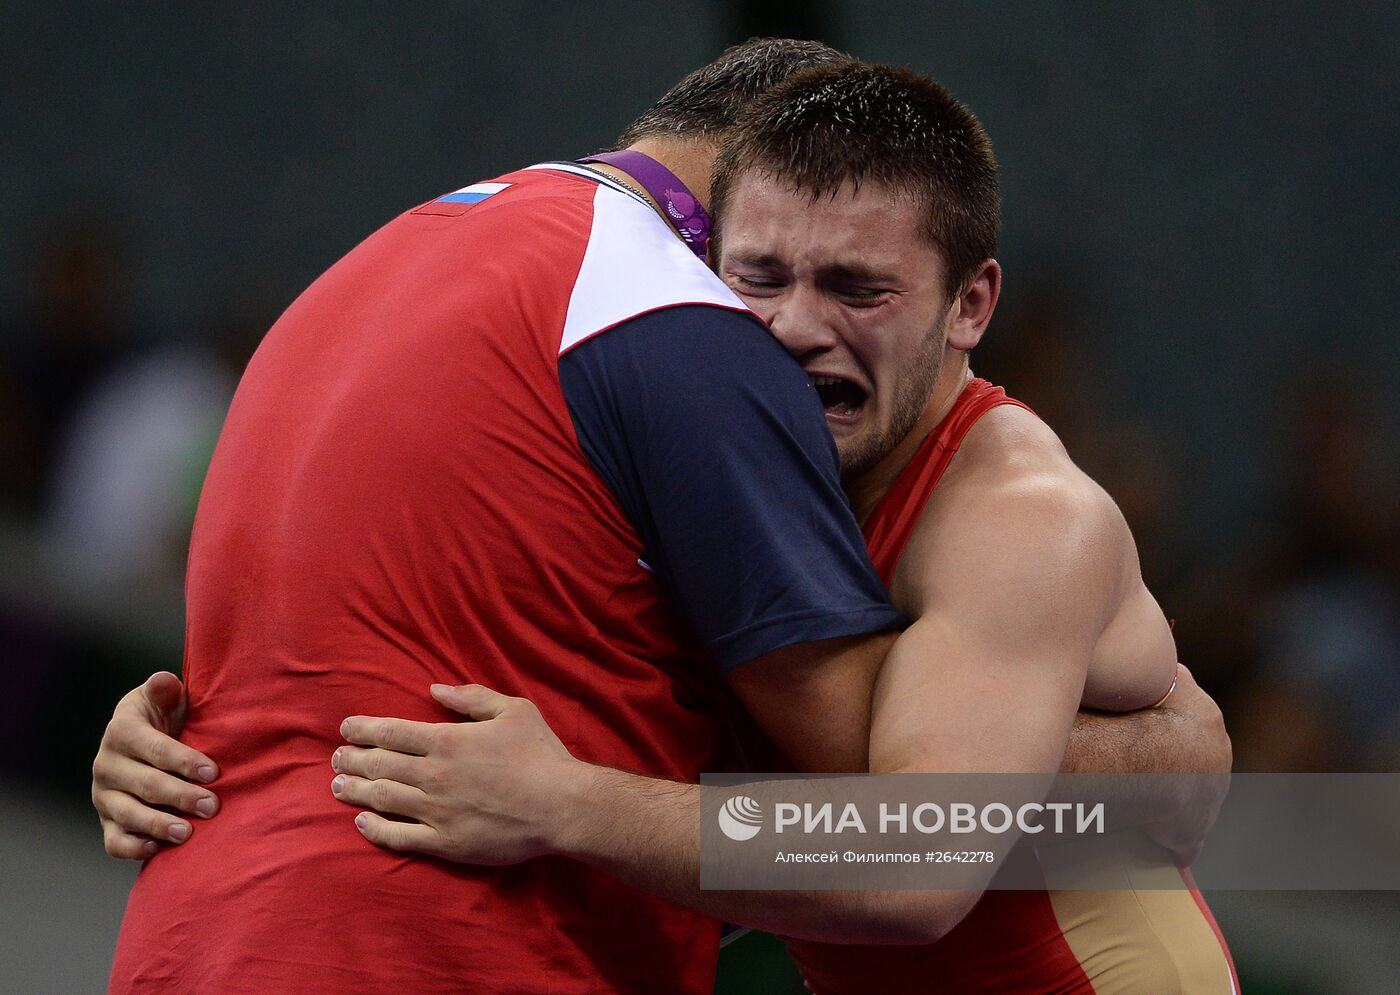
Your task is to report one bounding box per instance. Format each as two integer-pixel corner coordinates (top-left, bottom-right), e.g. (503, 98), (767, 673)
(331, 748), (343, 770)
(143, 840), (158, 857)
(430, 683), (452, 695)
(331, 775), (345, 796)
(195, 764), (217, 783)
(355, 813), (368, 830)
(340, 720), (351, 737)
(195, 797), (216, 818)
(169, 822), (191, 842)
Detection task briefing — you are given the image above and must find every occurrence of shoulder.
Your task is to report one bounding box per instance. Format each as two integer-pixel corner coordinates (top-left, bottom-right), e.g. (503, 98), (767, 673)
(944, 403), (1120, 529)
(894, 403), (1129, 620)
(561, 303), (803, 402)
(535, 167), (749, 355)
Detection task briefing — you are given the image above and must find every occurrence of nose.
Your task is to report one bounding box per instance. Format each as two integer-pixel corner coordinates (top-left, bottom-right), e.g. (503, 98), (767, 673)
(764, 284), (841, 363)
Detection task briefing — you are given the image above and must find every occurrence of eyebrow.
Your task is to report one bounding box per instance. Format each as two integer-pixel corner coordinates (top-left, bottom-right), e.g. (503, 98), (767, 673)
(723, 250), (787, 270)
(724, 252), (894, 284)
(819, 262), (893, 284)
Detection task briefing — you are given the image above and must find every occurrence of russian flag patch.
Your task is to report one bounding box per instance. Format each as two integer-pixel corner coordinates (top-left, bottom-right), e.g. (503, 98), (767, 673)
(413, 181), (513, 217)
(437, 182), (511, 205)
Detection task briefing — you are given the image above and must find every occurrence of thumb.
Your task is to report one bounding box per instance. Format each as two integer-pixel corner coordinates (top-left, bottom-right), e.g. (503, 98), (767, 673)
(141, 671), (189, 728)
(431, 683), (511, 721)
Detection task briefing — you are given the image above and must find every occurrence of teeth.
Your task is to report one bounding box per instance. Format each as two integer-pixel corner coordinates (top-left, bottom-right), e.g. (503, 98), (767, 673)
(811, 376), (842, 386)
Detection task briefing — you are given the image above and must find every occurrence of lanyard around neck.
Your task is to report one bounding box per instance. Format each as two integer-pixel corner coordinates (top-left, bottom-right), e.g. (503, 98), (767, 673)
(579, 150), (712, 262)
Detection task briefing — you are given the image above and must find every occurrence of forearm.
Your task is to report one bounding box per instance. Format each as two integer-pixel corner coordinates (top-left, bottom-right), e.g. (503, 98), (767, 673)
(553, 764), (969, 945)
(1063, 688), (1229, 776)
(1055, 686), (1231, 832)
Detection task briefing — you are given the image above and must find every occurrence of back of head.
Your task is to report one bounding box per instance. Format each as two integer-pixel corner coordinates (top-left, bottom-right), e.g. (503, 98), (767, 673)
(711, 62), (1001, 300)
(616, 38), (852, 146)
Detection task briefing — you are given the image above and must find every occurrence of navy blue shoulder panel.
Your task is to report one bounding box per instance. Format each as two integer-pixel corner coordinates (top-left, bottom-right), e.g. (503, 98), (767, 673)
(559, 305), (903, 670)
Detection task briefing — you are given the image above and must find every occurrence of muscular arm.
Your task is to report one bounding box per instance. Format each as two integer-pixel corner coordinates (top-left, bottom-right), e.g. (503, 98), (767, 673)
(873, 473), (1228, 857)
(607, 651), (1231, 909)
(339, 666), (959, 946)
(866, 477), (1115, 777)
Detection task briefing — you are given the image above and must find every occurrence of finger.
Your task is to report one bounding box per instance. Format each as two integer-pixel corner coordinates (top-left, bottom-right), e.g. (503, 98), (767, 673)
(331, 773), (428, 820)
(429, 683), (513, 721)
(331, 745), (426, 787)
(340, 715), (438, 755)
(95, 752), (219, 818)
(105, 714), (218, 784)
(353, 811), (443, 856)
(94, 787), (195, 845)
(101, 821), (161, 861)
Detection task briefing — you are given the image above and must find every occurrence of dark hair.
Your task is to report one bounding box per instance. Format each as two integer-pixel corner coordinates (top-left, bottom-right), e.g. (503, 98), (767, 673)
(616, 38), (852, 147)
(710, 62), (1000, 299)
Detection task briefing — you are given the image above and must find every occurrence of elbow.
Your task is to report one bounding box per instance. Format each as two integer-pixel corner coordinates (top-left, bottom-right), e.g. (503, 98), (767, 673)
(872, 889), (980, 945)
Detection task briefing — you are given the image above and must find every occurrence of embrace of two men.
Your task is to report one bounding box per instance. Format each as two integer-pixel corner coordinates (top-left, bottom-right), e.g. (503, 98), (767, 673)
(93, 38), (1235, 994)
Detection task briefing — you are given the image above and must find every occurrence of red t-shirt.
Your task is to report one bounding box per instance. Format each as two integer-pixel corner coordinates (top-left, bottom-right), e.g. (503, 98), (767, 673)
(109, 165), (898, 994)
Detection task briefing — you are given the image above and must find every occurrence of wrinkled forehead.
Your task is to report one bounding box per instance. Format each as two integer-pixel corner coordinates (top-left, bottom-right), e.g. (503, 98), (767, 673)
(717, 171), (935, 272)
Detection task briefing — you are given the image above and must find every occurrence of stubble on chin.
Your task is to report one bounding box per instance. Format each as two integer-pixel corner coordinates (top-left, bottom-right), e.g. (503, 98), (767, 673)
(837, 326), (946, 481)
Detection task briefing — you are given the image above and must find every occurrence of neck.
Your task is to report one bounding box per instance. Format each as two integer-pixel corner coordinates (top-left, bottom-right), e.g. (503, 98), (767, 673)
(586, 137), (717, 231)
(627, 137), (716, 207)
(845, 355), (974, 524)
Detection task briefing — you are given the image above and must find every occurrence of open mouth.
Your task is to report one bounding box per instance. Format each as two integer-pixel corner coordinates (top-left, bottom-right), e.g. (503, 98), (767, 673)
(812, 375), (868, 417)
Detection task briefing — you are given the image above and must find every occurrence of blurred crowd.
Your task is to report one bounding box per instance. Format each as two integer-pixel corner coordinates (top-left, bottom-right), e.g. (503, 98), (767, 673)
(980, 274), (1400, 774)
(2, 212), (1397, 802)
(1, 211), (272, 796)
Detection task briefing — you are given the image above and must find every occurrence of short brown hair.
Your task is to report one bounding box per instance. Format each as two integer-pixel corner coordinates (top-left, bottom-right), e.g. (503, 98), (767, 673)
(616, 38), (852, 147)
(711, 62), (1000, 299)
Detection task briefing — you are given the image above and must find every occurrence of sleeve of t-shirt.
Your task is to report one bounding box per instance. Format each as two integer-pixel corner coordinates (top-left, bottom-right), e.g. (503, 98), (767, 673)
(558, 304), (904, 671)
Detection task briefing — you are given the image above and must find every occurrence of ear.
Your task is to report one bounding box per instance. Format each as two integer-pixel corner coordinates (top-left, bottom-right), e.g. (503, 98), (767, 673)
(946, 258), (1001, 351)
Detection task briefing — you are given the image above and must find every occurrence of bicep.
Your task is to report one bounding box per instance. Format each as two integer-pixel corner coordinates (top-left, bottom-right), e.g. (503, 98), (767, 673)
(868, 486), (1116, 775)
(868, 611), (1089, 775)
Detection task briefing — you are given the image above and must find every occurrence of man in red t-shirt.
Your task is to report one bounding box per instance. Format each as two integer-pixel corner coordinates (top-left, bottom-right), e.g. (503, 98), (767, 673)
(101, 39), (915, 995)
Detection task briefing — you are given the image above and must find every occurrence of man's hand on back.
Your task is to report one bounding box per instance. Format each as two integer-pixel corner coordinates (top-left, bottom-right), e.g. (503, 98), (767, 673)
(332, 683), (588, 864)
(92, 672), (220, 859)
(330, 679), (953, 945)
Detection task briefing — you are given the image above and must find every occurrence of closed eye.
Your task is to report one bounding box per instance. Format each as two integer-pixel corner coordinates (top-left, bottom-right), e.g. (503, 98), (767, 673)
(730, 274), (785, 294)
(834, 286), (893, 306)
